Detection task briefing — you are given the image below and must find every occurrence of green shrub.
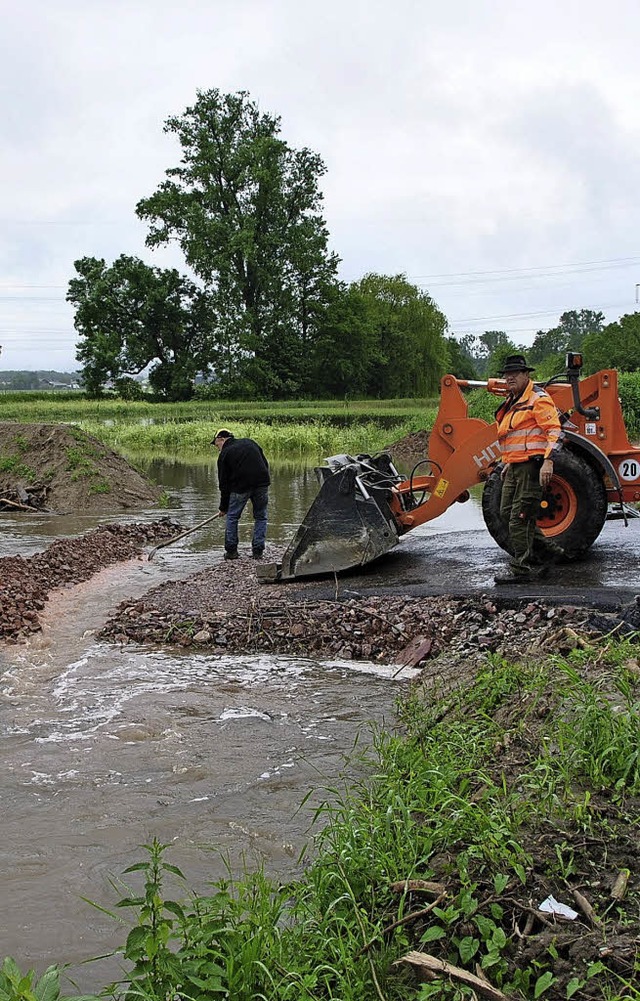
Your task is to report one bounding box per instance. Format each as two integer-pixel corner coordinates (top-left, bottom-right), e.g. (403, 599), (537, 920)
(618, 372), (640, 440)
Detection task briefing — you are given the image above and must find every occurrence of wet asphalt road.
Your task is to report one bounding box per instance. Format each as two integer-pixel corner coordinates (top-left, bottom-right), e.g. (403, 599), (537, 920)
(287, 514), (640, 612)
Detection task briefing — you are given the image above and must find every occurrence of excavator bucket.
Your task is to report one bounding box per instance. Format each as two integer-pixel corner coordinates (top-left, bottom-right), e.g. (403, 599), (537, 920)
(258, 454), (403, 582)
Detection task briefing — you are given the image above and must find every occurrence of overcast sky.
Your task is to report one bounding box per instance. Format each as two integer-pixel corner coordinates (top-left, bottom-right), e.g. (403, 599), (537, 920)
(1, 0), (639, 372)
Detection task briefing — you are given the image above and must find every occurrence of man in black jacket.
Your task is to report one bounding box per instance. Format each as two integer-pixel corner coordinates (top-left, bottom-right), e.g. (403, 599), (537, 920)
(213, 429), (271, 560)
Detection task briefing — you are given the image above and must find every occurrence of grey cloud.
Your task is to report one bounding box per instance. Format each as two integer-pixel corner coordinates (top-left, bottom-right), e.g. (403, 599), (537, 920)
(2, 0), (640, 368)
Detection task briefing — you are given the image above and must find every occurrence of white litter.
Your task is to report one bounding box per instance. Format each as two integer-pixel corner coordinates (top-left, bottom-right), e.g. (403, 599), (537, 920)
(538, 895), (578, 920)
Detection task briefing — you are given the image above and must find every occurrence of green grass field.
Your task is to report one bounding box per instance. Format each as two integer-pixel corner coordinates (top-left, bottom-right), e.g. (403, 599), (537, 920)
(0, 392), (437, 423)
(0, 394), (438, 457)
(2, 377), (639, 454)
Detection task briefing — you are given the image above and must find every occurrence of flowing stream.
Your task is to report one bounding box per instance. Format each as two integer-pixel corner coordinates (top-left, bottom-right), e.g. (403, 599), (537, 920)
(1, 459), (449, 990)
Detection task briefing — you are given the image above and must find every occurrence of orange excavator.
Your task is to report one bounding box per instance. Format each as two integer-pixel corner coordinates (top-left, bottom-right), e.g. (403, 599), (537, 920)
(260, 353), (640, 582)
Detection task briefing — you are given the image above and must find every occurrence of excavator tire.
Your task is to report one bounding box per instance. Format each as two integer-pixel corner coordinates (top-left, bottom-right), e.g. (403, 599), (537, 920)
(481, 449), (608, 559)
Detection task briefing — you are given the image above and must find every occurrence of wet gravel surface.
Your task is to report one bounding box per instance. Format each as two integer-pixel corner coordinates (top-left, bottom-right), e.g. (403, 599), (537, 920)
(97, 543), (623, 679)
(0, 519), (180, 642)
(3, 528), (638, 671)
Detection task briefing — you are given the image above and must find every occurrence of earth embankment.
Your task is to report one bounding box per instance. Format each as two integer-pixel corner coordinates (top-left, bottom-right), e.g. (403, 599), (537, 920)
(0, 422), (162, 513)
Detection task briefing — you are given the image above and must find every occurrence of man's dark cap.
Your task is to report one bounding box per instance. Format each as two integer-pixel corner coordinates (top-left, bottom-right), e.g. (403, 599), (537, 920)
(211, 428), (233, 444)
(499, 354), (535, 374)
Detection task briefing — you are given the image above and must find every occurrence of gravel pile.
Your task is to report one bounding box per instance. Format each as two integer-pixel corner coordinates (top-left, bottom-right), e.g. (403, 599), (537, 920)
(4, 523), (630, 669)
(0, 519), (181, 642)
(99, 548), (596, 673)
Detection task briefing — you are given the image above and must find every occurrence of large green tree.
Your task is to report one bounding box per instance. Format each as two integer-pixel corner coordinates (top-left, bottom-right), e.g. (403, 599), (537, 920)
(136, 89), (339, 398)
(529, 309), (605, 375)
(68, 256), (217, 399)
(458, 331), (519, 378)
(583, 312), (640, 373)
(343, 274), (448, 397)
(445, 335), (477, 379)
(309, 283), (379, 397)
(483, 333), (521, 378)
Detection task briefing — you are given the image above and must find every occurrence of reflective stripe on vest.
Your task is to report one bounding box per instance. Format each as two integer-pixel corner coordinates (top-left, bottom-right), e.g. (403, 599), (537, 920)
(496, 384), (562, 463)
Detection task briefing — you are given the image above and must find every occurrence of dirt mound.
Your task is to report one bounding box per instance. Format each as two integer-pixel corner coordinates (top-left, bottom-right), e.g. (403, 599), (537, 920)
(384, 429), (430, 466)
(0, 422), (162, 514)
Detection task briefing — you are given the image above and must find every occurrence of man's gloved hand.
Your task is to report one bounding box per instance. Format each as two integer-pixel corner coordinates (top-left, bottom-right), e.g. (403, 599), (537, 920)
(539, 459), (554, 489)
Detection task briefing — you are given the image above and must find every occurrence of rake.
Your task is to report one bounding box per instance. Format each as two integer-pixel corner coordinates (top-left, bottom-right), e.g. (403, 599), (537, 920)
(147, 511), (223, 561)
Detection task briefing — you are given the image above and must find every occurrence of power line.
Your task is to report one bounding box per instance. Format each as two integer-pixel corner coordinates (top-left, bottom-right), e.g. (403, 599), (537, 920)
(407, 255), (640, 280)
(0, 296), (68, 302)
(416, 264), (640, 289)
(341, 254), (640, 285)
(3, 253), (639, 293)
(449, 302), (626, 325)
(0, 219), (121, 226)
(0, 334), (75, 342)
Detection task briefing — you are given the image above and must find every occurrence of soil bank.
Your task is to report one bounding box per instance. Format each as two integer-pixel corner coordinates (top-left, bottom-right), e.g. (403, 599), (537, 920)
(0, 422), (162, 514)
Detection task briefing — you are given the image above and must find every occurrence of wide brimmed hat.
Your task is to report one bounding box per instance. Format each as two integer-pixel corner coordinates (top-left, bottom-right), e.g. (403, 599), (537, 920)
(499, 354), (535, 374)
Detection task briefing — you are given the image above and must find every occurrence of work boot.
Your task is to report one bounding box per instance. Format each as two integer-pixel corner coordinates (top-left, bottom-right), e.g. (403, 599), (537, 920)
(251, 549), (264, 560)
(547, 546), (567, 565)
(494, 566), (546, 585)
(224, 549), (239, 561)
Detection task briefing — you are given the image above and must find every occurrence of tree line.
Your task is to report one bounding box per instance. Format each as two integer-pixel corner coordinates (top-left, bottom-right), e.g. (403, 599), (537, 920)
(0, 370), (81, 390)
(67, 88), (640, 401)
(447, 309), (640, 382)
(68, 90), (448, 401)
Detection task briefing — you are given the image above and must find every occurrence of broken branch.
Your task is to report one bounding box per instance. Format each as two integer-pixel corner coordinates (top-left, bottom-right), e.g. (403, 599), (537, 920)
(395, 951), (510, 1000)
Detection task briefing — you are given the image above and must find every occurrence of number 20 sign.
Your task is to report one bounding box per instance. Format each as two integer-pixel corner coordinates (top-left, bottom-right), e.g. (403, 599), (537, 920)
(618, 458), (640, 482)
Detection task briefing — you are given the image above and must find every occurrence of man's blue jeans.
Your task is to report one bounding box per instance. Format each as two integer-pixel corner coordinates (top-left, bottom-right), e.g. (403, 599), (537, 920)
(225, 487), (269, 553)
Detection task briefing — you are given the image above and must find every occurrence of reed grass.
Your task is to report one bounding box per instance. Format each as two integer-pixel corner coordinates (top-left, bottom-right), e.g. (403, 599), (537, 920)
(77, 417), (429, 458)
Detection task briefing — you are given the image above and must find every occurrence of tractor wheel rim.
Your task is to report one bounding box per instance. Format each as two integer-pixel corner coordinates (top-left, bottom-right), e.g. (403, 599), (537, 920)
(538, 475), (578, 537)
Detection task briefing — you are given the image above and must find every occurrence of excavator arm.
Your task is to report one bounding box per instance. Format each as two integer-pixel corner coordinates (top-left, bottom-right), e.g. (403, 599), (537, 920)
(389, 376), (505, 531)
(259, 362), (640, 583)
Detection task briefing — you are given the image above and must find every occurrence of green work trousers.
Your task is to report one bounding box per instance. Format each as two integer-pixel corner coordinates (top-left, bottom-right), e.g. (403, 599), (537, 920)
(500, 460), (563, 572)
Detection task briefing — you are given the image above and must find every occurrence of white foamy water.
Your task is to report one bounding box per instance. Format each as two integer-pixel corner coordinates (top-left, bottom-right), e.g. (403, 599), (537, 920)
(2, 644), (416, 748)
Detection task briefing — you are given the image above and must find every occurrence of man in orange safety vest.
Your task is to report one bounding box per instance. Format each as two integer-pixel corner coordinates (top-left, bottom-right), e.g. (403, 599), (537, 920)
(493, 354), (565, 584)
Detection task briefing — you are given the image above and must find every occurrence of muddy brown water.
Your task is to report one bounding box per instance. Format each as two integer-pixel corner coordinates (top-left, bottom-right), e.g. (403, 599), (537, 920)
(2, 456), (639, 989)
(3, 459), (463, 990)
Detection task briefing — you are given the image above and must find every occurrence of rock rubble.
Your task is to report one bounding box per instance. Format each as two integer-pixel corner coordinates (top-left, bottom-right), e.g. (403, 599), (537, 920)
(99, 548), (597, 674)
(0, 519), (181, 642)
